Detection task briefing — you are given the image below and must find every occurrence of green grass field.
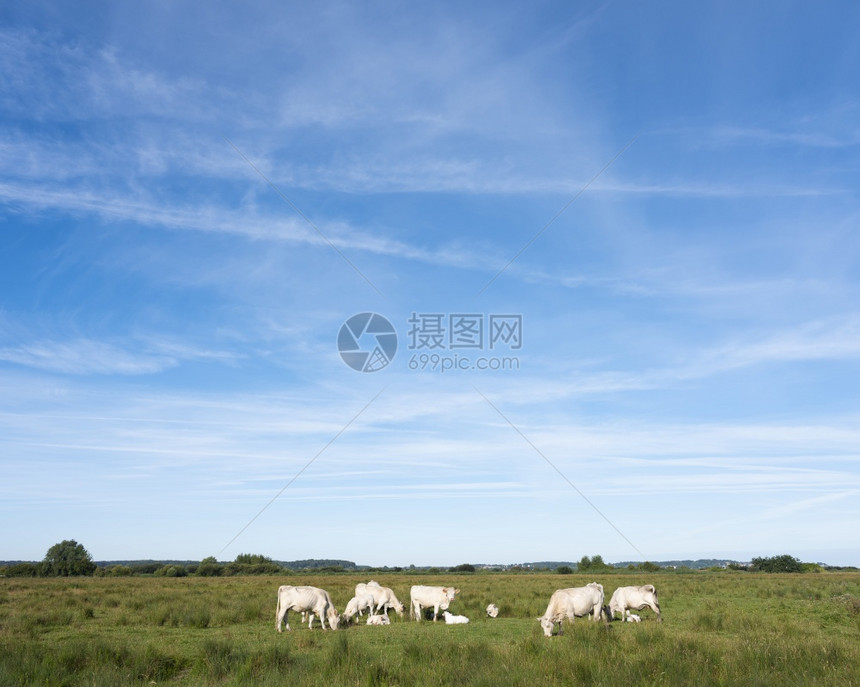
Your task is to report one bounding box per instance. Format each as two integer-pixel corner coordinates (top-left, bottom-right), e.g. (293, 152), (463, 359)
(1, 572), (858, 686)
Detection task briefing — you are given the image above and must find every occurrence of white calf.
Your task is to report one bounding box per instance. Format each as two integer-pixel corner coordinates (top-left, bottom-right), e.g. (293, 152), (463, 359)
(443, 611), (469, 624)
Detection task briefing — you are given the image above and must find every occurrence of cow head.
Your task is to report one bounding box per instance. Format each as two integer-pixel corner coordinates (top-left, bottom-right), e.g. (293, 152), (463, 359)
(327, 609), (340, 630)
(539, 616), (554, 637)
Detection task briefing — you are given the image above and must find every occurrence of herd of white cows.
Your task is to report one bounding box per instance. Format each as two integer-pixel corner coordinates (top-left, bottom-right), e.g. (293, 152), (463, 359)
(275, 580), (661, 636)
(537, 582), (661, 637)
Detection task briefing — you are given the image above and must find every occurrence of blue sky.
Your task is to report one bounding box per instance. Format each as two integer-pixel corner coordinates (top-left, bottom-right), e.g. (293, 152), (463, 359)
(1, 1), (859, 566)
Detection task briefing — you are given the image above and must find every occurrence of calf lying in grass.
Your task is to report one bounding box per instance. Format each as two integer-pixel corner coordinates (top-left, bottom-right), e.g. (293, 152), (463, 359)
(443, 611), (469, 624)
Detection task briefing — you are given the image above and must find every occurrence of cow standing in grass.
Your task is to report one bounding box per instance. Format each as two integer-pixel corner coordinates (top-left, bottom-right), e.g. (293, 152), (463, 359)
(367, 584), (406, 618)
(276, 585), (340, 631)
(538, 582), (607, 637)
(608, 585), (662, 622)
(410, 585), (459, 621)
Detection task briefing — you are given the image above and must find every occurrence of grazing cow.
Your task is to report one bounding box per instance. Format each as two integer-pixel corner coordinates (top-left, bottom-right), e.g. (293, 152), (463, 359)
(486, 603), (499, 618)
(608, 585), (662, 622)
(362, 583), (406, 618)
(410, 585), (459, 621)
(343, 594), (375, 623)
(443, 611), (469, 624)
(366, 614), (390, 626)
(276, 585), (340, 632)
(538, 582), (607, 637)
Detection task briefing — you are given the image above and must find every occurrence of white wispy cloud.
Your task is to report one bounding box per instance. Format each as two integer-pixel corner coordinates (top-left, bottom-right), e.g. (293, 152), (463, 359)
(0, 336), (240, 376)
(687, 316), (860, 375)
(0, 339), (174, 375)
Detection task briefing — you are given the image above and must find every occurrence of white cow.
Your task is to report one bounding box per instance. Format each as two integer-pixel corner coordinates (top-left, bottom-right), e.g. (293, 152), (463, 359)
(538, 582), (606, 637)
(410, 585), (459, 621)
(355, 580), (381, 598)
(275, 585), (340, 632)
(625, 612), (641, 623)
(608, 585), (662, 622)
(368, 585), (406, 618)
(342, 594), (375, 623)
(486, 603), (499, 618)
(443, 611), (469, 624)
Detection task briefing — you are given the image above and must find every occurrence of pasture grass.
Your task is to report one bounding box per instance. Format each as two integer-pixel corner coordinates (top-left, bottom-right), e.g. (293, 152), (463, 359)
(0, 572), (858, 685)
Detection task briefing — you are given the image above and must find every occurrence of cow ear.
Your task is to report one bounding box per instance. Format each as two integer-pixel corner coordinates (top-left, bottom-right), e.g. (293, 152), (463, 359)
(455, 588), (460, 593)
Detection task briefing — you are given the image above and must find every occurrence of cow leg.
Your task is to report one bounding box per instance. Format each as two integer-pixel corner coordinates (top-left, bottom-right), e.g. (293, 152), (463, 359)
(277, 607), (289, 632)
(558, 619), (564, 636)
(307, 612), (315, 629)
(432, 604), (439, 621)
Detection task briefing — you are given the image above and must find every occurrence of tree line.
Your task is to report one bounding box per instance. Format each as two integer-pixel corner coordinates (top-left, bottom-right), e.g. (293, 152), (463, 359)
(0, 541), (837, 577)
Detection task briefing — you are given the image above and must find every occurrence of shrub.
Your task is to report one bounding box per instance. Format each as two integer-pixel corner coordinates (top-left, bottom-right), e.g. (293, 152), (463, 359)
(750, 555), (803, 573)
(41, 540), (96, 576)
(450, 564), (476, 573)
(197, 556), (223, 577)
(578, 555), (608, 572)
(2, 562), (41, 577)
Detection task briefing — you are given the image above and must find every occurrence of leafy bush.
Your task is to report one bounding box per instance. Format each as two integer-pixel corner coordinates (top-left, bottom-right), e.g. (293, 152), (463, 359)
(41, 540), (96, 576)
(450, 563), (476, 573)
(750, 555), (804, 573)
(196, 556), (223, 577)
(557, 565), (574, 575)
(94, 565), (134, 577)
(223, 559), (284, 576)
(2, 562), (41, 577)
(577, 555), (609, 572)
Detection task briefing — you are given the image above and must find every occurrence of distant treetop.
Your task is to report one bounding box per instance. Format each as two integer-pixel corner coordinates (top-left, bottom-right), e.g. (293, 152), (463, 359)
(42, 540), (96, 577)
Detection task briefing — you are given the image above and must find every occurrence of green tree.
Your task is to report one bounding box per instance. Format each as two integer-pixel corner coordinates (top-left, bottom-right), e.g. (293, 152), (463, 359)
(197, 556), (223, 577)
(450, 563), (476, 573)
(2, 562), (40, 577)
(750, 554), (803, 573)
(557, 565), (574, 575)
(42, 540), (96, 576)
(578, 555), (607, 572)
(234, 553), (271, 565)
